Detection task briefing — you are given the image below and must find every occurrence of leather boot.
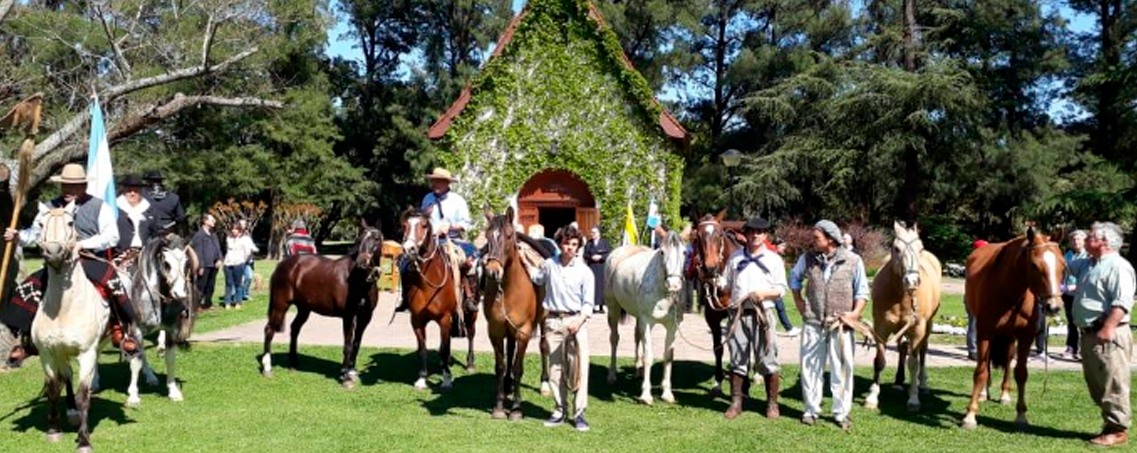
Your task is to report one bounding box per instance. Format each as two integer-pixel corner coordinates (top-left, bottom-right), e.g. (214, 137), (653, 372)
(723, 374), (745, 420)
(1091, 426), (1129, 447)
(764, 373), (781, 419)
(111, 323), (124, 348)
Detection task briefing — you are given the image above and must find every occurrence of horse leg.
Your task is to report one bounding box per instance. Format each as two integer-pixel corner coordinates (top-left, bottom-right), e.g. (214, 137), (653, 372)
(339, 315), (358, 389)
(490, 335), (507, 419)
(43, 361), (63, 443)
(439, 315), (454, 391)
(607, 308), (620, 385)
(76, 348), (98, 453)
(1013, 337), (1032, 431)
(413, 324), (429, 390)
(290, 309), (312, 370)
(509, 335), (530, 421)
(464, 308), (477, 373)
(893, 340), (909, 391)
(539, 322), (552, 396)
(165, 340), (183, 402)
(262, 302), (287, 378)
(504, 336), (516, 398)
(907, 325), (929, 412)
(347, 309), (372, 384)
(660, 321), (677, 404)
(961, 338), (991, 429)
(127, 349), (145, 407)
(707, 311), (724, 398)
(865, 342), (885, 409)
(638, 319), (655, 405)
(999, 354), (1013, 405)
(634, 321), (646, 379)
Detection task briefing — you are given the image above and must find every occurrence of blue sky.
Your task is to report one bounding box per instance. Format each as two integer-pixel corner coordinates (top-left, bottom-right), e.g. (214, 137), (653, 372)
(324, 0), (1096, 118)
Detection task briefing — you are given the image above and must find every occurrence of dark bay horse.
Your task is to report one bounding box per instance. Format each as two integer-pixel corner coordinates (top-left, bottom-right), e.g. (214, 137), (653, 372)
(480, 207), (551, 419)
(688, 212), (741, 397)
(400, 208), (477, 391)
(961, 226), (1065, 430)
(262, 221), (383, 389)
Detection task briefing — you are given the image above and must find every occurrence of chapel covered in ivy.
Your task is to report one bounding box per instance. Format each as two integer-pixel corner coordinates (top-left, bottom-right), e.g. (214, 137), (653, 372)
(428, 0), (688, 237)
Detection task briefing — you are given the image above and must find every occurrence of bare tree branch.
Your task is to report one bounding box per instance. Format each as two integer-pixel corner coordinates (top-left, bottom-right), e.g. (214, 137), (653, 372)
(201, 14), (217, 66)
(93, 3), (133, 79)
(30, 93), (283, 185)
(0, 0), (14, 29)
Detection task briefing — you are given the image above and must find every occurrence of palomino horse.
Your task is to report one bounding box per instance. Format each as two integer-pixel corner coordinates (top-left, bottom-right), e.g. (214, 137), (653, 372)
(687, 212), (741, 397)
(400, 208), (477, 390)
(125, 234), (196, 407)
(961, 226), (1065, 430)
(864, 221), (942, 412)
(262, 221), (383, 388)
(32, 205), (110, 453)
(480, 207), (552, 419)
(605, 228), (686, 405)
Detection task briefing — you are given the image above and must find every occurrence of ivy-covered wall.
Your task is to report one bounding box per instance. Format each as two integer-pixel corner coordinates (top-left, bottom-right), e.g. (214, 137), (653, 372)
(438, 0), (684, 237)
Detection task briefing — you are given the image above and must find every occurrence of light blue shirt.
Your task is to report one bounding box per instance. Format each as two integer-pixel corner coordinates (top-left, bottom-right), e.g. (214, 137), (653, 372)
(1064, 249), (1090, 292)
(788, 249), (870, 301)
(420, 191), (471, 239)
(530, 256), (595, 316)
(1072, 252), (1135, 327)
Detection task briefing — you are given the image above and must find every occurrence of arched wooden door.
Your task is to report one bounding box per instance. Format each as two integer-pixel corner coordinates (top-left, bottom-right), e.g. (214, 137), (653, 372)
(517, 169), (599, 237)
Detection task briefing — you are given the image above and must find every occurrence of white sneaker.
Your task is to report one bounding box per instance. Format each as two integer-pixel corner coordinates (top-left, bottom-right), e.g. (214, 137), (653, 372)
(783, 327), (801, 337)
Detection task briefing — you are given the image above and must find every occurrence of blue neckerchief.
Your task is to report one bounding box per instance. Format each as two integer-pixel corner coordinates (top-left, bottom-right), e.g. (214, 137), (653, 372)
(736, 250), (771, 275)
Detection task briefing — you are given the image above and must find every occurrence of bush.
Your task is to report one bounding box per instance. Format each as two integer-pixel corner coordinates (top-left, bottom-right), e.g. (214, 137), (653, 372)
(773, 219), (888, 270)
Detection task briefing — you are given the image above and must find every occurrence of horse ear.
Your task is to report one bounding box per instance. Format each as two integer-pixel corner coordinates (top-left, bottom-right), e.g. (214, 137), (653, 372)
(360, 217), (370, 230)
(505, 206), (515, 223)
(714, 209), (727, 222)
(893, 220), (905, 234)
(1026, 225), (1037, 242)
(483, 205), (494, 223)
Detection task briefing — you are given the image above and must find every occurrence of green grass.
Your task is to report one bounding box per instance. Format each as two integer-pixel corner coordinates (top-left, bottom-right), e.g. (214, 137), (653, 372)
(0, 344), (1116, 453)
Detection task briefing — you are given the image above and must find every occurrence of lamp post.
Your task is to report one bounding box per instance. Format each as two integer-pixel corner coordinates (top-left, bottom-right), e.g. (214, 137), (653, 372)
(720, 149), (742, 218)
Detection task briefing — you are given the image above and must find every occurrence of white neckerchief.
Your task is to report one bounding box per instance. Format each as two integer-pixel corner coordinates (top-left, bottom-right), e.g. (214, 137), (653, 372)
(116, 196), (151, 247)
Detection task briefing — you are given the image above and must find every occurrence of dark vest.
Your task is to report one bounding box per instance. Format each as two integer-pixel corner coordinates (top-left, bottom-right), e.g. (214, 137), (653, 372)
(802, 248), (861, 323)
(52, 195), (103, 243)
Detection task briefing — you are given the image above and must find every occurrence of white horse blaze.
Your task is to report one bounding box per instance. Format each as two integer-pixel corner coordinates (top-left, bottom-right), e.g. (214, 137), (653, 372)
(403, 218), (420, 251)
(1042, 250), (1059, 296)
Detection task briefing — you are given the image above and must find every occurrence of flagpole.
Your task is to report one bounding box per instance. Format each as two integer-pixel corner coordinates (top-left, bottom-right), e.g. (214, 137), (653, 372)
(0, 93), (44, 306)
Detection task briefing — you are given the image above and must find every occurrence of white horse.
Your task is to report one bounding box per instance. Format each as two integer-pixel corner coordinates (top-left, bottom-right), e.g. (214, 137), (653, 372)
(604, 229), (686, 405)
(125, 234), (195, 407)
(32, 205), (110, 453)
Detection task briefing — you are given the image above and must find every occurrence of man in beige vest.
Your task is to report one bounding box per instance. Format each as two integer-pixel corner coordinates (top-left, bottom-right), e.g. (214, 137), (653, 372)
(790, 220), (868, 431)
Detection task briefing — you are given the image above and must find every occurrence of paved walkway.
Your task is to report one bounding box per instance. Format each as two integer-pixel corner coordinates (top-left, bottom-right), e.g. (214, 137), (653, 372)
(196, 292), (1090, 371)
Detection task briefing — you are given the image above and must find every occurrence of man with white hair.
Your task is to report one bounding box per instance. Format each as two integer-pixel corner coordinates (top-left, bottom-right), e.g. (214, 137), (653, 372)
(1073, 221), (1135, 447)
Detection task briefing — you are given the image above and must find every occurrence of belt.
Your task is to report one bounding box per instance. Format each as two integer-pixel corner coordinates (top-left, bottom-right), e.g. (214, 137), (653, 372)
(546, 311), (579, 318)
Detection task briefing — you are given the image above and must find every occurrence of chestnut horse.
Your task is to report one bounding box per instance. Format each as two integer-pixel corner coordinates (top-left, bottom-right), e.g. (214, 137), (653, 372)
(688, 212), (741, 397)
(400, 208), (477, 391)
(261, 221), (383, 389)
(864, 221), (941, 412)
(961, 226), (1065, 430)
(480, 207), (552, 419)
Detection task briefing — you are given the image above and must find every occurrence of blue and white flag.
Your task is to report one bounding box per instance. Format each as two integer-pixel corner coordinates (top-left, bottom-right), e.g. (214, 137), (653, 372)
(86, 96), (116, 218)
(645, 197), (661, 248)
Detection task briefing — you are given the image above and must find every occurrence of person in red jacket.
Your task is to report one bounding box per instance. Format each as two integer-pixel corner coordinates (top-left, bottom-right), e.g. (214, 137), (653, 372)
(284, 220), (317, 257)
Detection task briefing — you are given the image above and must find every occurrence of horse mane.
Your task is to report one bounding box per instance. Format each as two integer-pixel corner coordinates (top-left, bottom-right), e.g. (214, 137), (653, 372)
(517, 233), (553, 259)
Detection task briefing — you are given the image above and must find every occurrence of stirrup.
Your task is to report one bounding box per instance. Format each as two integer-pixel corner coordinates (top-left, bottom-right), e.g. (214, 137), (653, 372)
(120, 337), (142, 359)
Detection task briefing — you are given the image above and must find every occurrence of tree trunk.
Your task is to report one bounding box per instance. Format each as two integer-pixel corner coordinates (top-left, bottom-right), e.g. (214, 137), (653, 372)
(902, 0), (920, 72)
(1095, 0), (1122, 161)
(895, 0), (922, 224)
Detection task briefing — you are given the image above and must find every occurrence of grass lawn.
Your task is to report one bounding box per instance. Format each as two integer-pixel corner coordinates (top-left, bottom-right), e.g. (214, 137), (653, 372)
(0, 343), (1114, 453)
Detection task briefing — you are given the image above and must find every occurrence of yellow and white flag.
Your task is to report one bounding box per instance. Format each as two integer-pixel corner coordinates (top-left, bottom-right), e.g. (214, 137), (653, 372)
(621, 203), (638, 246)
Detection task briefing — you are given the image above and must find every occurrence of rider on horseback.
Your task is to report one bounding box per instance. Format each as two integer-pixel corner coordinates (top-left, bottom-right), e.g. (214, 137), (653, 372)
(3, 164), (142, 367)
(396, 167), (476, 312)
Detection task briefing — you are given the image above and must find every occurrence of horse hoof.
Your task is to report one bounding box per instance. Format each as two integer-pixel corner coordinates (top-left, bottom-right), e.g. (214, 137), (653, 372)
(414, 378), (428, 391)
(127, 396), (141, 408)
(709, 386), (723, 399)
(540, 381), (552, 397)
(508, 410), (523, 421)
(67, 410), (80, 427)
(491, 409), (507, 420)
(465, 366), (476, 374)
(342, 380), (356, 391)
(1015, 415), (1029, 432)
(999, 395), (1012, 406)
(639, 395), (654, 406)
(960, 416), (978, 431)
(906, 401), (921, 413)
(77, 445), (93, 453)
(262, 370), (274, 379)
(606, 374), (617, 386)
(864, 400), (878, 410)
(169, 391), (184, 402)
(46, 430), (63, 442)
(661, 392), (676, 404)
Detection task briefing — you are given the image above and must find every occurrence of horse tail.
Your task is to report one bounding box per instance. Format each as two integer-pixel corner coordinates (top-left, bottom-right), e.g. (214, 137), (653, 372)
(989, 334), (1014, 369)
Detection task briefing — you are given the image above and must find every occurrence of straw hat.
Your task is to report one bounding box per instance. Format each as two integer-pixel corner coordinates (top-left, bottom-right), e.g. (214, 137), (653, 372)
(425, 167), (458, 183)
(50, 164), (90, 184)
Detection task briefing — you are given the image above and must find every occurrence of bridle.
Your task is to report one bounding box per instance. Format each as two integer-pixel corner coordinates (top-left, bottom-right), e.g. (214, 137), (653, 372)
(1024, 241), (1065, 302)
(693, 219), (730, 311)
(403, 214), (446, 289)
(355, 229), (383, 282)
(894, 236), (923, 292)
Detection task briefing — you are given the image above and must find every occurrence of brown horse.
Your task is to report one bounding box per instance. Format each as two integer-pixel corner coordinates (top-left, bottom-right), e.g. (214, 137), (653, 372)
(480, 207), (552, 419)
(261, 221), (383, 389)
(688, 211), (742, 397)
(961, 226), (1065, 430)
(400, 208), (477, 391)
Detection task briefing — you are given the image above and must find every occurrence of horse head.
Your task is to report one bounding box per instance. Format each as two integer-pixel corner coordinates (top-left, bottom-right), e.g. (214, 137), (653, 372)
(659, 229), (686, 294)
(353, 218), (384, 273)
(400, 207), (433, 270)
(692, 211), (727, 280)
(1022, 226), (1066, 316)
(482, 206), (517, 283)
(155, 234), (191, 302)
(892, 221), (925, 296)
(39, 204), (77, 269)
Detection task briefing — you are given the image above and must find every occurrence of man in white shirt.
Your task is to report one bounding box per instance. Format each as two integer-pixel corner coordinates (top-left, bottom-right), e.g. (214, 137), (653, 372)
(397, 168), (475, 313)
(719, 217), (787, 420)
(528, 224), (595, 432)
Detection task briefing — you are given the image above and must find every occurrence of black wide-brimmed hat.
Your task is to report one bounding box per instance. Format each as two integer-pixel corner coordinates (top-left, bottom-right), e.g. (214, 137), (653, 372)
(742, 217), (771, 232)
(118, 174), (145, 187)
(143, 170), (164, 182)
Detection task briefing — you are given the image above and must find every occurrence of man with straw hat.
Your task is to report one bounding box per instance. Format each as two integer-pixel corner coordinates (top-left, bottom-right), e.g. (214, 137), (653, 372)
(2, 164), (141, 366)
(395, 167), (475, 312)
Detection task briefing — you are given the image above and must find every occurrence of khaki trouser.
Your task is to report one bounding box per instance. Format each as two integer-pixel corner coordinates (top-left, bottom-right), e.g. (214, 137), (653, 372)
(1080, 326), (1132, 429)
(546, 315), (590, 418)
(728, 306), (780, 377)
(801, 322), (855, 421)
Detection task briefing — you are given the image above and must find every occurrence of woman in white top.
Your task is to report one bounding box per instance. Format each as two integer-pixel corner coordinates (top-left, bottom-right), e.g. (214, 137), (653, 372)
(223, 224), (258, 308)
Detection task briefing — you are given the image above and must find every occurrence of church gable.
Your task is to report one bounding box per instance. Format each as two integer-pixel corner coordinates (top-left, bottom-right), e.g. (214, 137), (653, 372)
(433, 0), (685, 235)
